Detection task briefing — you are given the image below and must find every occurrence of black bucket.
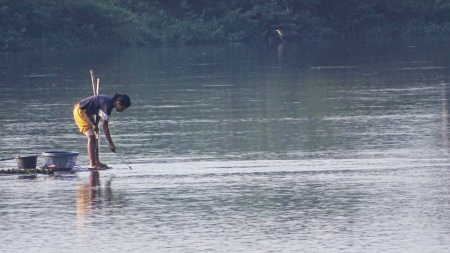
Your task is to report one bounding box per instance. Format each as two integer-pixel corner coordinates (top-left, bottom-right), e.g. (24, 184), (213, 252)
(15, 155), (38, 169)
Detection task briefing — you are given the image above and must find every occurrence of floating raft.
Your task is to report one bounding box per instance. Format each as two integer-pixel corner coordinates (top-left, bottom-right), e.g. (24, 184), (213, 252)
(0, 168), (55, 175)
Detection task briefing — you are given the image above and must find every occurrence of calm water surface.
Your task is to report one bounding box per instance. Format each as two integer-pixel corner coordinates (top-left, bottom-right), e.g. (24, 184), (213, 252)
(1, 39), (450, 252)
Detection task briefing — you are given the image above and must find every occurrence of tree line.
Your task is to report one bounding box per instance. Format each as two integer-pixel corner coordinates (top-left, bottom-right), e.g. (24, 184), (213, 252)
(1, 0), (450, 51)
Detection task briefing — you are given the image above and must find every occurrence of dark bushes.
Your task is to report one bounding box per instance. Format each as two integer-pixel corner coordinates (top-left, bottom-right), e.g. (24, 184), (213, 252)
(1, 0), (450, 51)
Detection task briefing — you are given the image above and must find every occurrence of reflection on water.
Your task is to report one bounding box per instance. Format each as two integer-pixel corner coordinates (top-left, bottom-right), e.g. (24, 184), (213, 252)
(75, 171), (117, 253)
(76, 171), (118, 216)
(1, 39), (450, 252)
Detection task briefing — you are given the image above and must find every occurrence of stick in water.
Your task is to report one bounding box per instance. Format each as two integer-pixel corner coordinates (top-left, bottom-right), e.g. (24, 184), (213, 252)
(96, 77), (100, 148)
(90, 69), (96, 95)
(90, 70), (100, 163)
(115, 152), (133, 170)
(99, 135), (132, 170)
(96, 78), (100, 96)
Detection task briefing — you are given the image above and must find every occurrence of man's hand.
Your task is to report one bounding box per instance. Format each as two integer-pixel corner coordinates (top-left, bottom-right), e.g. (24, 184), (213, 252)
(109, 142), (116, 153)
(93, 124), (99, 133)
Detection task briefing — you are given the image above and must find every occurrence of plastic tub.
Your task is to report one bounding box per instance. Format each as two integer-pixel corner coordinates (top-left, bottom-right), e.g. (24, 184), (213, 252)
(41, 151), (79, 170)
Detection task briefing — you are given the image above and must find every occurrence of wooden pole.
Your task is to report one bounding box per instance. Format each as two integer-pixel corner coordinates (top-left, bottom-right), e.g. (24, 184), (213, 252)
(90, 69), (96, 95)
(96, 78), (100, 96)
(96, 77), (101, 148)
(89, 69), (100, 162)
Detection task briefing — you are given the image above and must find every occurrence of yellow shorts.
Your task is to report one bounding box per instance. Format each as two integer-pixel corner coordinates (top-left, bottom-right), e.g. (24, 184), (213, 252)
(73, 103), (94, 136)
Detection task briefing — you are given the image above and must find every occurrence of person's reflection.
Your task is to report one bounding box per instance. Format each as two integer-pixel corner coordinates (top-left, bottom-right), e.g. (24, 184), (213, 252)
(76, 171), (101, 217)
(76, 171), (116, 216)
(277, 42), (284, 67)
(89, 171), (101, 202)
(76, 171), (100, 249)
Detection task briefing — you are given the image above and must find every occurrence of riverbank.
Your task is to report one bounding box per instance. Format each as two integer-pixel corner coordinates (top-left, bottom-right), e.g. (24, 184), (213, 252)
(2, 0), (450, 51)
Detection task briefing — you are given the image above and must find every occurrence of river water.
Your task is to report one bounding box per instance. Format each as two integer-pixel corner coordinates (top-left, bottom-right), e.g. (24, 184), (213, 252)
(1, 39), (450, 252)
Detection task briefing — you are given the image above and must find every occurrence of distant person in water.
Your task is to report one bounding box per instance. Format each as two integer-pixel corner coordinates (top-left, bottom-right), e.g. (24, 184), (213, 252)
(73, 93), (131, 170)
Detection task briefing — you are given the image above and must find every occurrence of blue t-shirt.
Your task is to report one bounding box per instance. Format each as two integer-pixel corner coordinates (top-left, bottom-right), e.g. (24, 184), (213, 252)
(79, 95), (113, 121)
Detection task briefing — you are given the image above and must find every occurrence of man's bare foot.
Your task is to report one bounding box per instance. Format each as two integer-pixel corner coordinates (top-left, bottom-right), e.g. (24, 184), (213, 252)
(96, 162), (109, 169)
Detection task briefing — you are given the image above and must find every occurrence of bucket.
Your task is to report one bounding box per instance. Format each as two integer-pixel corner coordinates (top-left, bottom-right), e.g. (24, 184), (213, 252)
(15, 155), (38, 169)
(41, 151), (79, 170)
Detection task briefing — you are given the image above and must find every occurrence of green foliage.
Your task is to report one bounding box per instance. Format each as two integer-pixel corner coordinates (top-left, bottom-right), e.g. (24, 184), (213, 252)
(61, 1), (151, 45)
(1, 0), (450, 51)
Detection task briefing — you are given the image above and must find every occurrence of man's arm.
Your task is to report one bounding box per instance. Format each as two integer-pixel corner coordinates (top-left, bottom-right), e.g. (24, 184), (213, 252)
(102, 120), (116, 152)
